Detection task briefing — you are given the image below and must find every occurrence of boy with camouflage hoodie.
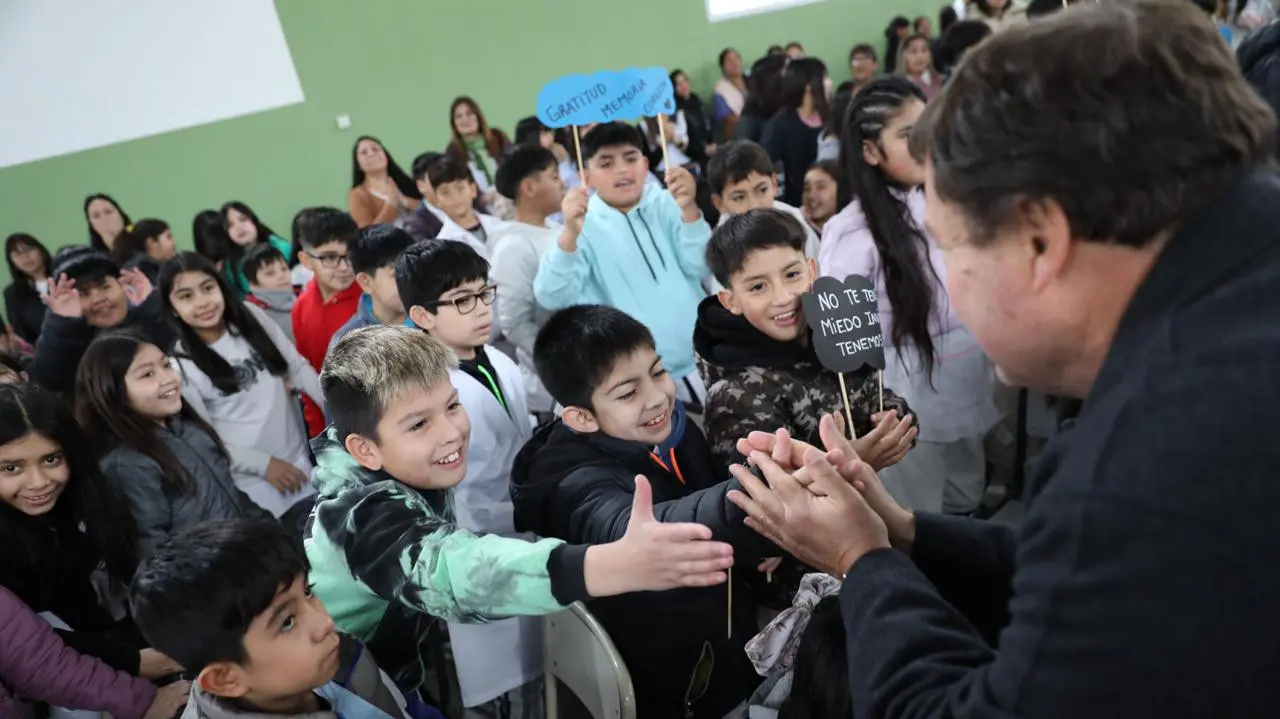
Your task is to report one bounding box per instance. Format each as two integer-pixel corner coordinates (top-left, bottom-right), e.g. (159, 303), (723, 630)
(305, 324), (736, 698)
(694, 209), (918, 472)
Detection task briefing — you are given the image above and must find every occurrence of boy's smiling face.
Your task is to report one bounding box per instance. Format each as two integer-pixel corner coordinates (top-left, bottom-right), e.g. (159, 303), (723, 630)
(301, 240), (355, 296)
(567, 345), (677, 445)
(200, 576), (342, 713)
(586, 145), (648, 210)
(347, 379), (472, 490)
(719, 246), (817, 342)
(715, 171), (777, 216)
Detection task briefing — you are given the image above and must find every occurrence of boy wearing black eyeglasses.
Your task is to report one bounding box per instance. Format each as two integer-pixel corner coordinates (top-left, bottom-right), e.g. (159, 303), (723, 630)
(392, 238), (541, 714)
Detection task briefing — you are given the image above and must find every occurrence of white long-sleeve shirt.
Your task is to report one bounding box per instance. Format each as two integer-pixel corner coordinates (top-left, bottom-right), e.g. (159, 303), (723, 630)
(177, 303), (324, 517)
(491, 218), (562, 413)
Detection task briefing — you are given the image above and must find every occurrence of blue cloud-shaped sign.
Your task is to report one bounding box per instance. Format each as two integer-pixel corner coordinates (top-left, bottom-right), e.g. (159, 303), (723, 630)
(537, 67), (677, 128)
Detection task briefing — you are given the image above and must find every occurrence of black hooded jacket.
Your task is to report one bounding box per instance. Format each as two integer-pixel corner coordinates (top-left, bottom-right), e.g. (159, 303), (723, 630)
(511, 418), (770, 717)
(1239, 21), (1280, 150)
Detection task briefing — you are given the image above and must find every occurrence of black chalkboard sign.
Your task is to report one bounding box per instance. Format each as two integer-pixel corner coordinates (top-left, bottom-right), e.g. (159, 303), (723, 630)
(801, 275), (886, 374)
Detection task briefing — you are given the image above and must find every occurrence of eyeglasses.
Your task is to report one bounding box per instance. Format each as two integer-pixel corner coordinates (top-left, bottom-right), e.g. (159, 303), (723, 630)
(424, 285), (497, 315)
(305, 251), (351, 269)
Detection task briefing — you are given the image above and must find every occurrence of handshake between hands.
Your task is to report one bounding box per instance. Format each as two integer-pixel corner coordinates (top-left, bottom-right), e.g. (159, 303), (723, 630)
(586, 413), (915, 599)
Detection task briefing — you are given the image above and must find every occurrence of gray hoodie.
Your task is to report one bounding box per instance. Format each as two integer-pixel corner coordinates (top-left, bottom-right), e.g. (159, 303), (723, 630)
(101, 414), (268, 562)
(247, 288), (297, 343)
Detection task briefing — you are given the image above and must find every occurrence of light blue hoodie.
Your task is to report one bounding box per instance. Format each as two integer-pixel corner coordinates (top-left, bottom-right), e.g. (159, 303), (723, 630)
(533, 183), (711, 379)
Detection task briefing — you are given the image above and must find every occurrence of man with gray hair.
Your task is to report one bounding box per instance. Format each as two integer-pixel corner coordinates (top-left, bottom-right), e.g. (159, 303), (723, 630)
(727, 1), (1280, 716)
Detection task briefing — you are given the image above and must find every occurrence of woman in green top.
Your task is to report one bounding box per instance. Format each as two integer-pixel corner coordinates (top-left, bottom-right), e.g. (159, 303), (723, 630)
(220, 201), (294, 297)
(445, 96), (512, 197)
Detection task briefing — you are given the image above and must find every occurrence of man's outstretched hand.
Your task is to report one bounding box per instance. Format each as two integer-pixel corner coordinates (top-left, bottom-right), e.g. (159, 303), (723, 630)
(584, 475), (734, 597)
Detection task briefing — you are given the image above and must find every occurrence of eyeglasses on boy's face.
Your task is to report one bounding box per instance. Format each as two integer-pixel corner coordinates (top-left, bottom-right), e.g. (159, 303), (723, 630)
(424, 285), (497, 315)
(305, 251), (351, 269)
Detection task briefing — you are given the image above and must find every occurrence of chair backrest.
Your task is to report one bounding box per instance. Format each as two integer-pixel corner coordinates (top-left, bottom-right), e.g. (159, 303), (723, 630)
(544, 602), (636, 719)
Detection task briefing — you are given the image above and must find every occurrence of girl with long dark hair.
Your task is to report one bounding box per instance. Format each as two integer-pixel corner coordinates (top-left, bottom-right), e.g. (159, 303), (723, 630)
(348, 135), (421, 227)
(110, 218), (178, 281)
(735, 54), (789, 144)
(219, 200), (293, 295)
(445, 96), (513, 195)
(85, 193), (132, 253)
(158, 253), (322, 523)
(74, 330), (266, 561)
(192, 209), (231, 268)
(883, 15), (912, 74)
(762, 57), (831, 207)
(818, 77), (998, 515)
(3, 233), (51, 343)
(0, 384), (183, 678)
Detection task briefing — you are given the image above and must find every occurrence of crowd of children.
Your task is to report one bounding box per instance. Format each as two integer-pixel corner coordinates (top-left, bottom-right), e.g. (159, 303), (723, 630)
(0, 0), (1199, 715)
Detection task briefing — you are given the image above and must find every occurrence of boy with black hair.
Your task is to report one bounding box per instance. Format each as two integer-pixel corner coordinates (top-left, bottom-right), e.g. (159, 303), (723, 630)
(694, 208), (916, 473)
(534, 121), (713, 408)
(849, 42), (879, 92)
(292, 208), (362, 435)
(327, 224), (414, 353)
(491, 144), (564, 415)
(510, 303), (776, 718)
(426, 156), (508, 258)
(130, 519), (427, 719)
(305, 324), (735, 703)
(396, 152), (447, 243)
(31, 248), (174, 393)
(244, 243), (299, 343)
(704, 140), (819, 291)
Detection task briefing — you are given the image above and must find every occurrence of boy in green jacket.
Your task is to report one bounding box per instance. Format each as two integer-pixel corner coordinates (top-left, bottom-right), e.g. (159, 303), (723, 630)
(304, 324), (735, 698)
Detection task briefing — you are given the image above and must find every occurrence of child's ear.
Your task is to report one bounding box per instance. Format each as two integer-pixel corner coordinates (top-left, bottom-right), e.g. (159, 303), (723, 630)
(769, 174), (780, 195)
(717, 288), (743, 315)
(561, 405), (600, 434)
(355, 272), (375, 294)
(805, 256), (819, 281)
(298, 252), (315, 272)
(862, 139), (883, 168)
(197, 663), (248, 699)
(408, 305), (436, 332)
(711, 193), (725, 213)
(343, 433), (384, 471)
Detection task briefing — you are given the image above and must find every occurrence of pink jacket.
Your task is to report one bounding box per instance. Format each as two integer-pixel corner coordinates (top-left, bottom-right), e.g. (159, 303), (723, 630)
(0, 586), (154, 718)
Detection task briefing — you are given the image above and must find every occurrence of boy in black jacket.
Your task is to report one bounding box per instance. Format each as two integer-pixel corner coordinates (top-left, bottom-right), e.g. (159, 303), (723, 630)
(30, 248), (176, 393)
(511, 304), (773, 718)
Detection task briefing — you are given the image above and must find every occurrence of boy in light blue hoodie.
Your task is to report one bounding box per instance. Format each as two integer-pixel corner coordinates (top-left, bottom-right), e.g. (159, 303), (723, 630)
(533, 122), (712, 405)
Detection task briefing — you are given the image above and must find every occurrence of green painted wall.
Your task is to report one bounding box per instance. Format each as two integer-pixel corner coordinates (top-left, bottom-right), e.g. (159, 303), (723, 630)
(0, 0), (937, 287)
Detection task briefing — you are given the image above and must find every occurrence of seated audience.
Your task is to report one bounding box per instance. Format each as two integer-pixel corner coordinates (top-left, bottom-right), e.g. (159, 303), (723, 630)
(714, 48), (749, 138)
(4, 232), (51, 344)
(801, 159), (841, 234)
(131, 520), (433, 719)
(428, 156), (508, 257)
(348, 136), (422, 228)
(75, 330), (267, 562)
(242, 243), (299, 342)
(0, 384), (179, 678)
(292, 208), (362, 436)
(159, 253), (322, 525)
(303, 324), (735, 697)
(511, 304), (773, 717)
(85, 193), (132, 254)
(696, 209), (915, 470)
(899, 33), (945, 99)
(328, 224), (415, 351)
(762, 58), (830, 207)
(0, 586), (189, 719)
(397, 239), (544, 715)
(30, 248), (176, 394)
(445, 96), (513, 197)
(534, 122), (713, 407)
(110, 218), (178, 281)
(492, 145), (565, 415)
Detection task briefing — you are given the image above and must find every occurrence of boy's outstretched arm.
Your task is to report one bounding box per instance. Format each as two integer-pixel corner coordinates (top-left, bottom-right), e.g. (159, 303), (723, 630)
(562, 467), (778, 562)
(313, 479), (733, 623)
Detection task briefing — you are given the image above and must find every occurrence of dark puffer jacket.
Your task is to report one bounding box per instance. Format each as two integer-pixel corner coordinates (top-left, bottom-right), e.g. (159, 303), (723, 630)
(100, 415), (267, 563)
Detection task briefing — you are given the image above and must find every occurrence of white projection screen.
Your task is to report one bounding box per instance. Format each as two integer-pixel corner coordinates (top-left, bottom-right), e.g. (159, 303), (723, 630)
(0, 0), (305, 169)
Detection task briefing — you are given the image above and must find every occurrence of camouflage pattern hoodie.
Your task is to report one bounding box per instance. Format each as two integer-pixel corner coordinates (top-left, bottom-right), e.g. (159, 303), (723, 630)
(693, 295), (913, 468)
(303, 428), (589, 692)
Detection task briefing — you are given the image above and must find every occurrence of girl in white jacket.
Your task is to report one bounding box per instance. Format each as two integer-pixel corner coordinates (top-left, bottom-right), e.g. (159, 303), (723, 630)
(158, 253), (323, 526)
(818, 78), (999, 514)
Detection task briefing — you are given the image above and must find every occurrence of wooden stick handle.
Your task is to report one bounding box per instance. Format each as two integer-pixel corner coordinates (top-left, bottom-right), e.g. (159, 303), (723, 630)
(572, 125), (586, 182)
(657, 114), (671, 172)
(727, 567), (733, 639)
(879, 370), (884, 414)
(837, 372), (857, 440)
